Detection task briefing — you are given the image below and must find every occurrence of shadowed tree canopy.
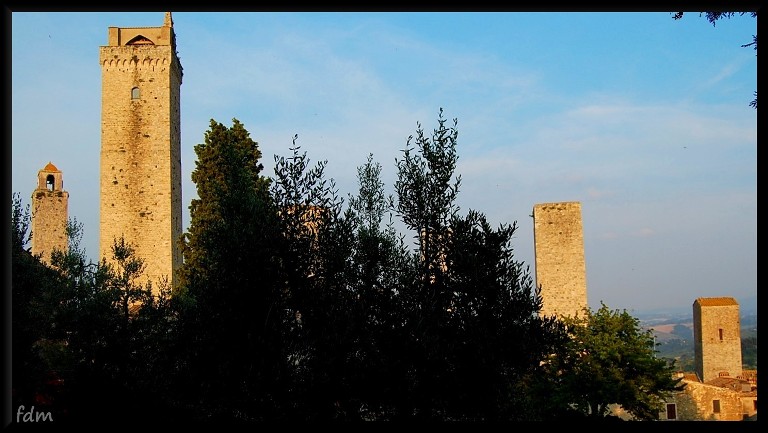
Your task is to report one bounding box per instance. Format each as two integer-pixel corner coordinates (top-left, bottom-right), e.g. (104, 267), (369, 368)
(12, 108), (699, 423)
(176, 118), (283, 419)
(12, 190), (180, 423)
(389, 108), (568, 420)
(269, 136), (350, 420)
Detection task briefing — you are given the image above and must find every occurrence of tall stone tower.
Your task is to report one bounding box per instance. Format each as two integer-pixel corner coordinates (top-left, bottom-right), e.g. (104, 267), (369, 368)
(31, 162), (69, 265)
(693, 297), (743, 383)
(99, 12), (183, 291)
(532, 201), (588, 319)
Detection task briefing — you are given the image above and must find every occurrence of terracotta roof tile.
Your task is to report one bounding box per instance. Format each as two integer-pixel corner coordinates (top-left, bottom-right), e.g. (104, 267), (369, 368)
(682, 373), (700, 382)
(42, 162), (60, 172)
(694, 297), (738, 307)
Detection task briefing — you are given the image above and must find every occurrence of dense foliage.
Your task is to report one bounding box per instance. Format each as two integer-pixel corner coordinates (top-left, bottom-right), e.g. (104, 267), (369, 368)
(174, 118), (282, 420)
(11, 193), (176, 424)
(11, 111), (700, 424)
(537, 303), (686, 420)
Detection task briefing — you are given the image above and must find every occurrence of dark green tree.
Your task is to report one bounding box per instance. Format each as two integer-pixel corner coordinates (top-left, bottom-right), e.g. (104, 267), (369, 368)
(538, 302), (685, 420)
(348, 155), (414, 309)
(10, 193), (65, 417)
(45, 226), (171, 423)
(443, 210), (568, 421)
(392, 108), (461, 419)
(343, 154), (416, 420)
(390, 109), (567, 421)
(672, 11), (757, 108)
(12, 192), (176, 423)
(270, 138), (336, 312)
(395, 108), (461, 288)
(176, 118), (280, 421)
(270, 138), (362, 420)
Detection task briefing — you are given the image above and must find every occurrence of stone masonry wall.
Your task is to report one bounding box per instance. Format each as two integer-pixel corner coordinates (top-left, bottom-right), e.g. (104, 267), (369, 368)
(31, 188), (69, 265)
(532, 202), (587, 319)
(693, 298), (743, 383)
(662, 380), (747, 421)
(99, 33), (182, 292)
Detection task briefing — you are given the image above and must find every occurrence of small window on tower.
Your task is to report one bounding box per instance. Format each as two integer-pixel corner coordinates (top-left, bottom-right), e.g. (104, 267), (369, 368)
(131, 87), (140, 100)
(666, 403), (677, 420)
(46, 174), (54, 191)
(719, 328), (724, 341)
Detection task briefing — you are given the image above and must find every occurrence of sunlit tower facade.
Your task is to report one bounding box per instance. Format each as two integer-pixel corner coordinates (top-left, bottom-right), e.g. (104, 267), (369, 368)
(99, 12), (183, 292)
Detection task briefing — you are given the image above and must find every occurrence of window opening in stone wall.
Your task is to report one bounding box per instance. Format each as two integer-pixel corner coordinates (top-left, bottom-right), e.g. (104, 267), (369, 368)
(132, 87), (140, 100)
(46, 174), (54, 191)
(718, 328), (724, 341)
(754, 400), (757, 411)
(666, 403), (677, 420)
(712, 399), (721, 413)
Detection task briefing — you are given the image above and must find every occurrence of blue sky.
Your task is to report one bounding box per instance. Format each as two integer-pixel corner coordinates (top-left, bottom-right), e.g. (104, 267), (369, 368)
(11, 11), (757, 314)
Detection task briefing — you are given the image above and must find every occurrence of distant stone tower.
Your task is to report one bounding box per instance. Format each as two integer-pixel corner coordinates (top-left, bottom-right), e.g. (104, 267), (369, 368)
(693, 297), (743, 383)
(99, 12), (183, 291)
(532, 201), (588, 319)
(31, 162), (69, 265)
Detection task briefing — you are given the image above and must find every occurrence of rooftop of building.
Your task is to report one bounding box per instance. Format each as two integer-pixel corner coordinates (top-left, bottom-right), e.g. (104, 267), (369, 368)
(41, 162), (59, 172)
(694, 296), (739, 306)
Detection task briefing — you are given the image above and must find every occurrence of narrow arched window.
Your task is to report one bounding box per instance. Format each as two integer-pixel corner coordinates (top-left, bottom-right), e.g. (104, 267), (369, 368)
(46, 174), (54, 191)
(131, 87), (140, 99)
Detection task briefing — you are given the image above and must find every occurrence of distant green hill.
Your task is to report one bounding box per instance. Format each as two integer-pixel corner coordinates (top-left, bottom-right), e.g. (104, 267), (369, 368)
(646, 314), (757, 372)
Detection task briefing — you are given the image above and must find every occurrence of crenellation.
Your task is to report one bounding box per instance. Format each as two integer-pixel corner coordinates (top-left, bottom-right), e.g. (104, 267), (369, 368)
(99, 12), (182, 293)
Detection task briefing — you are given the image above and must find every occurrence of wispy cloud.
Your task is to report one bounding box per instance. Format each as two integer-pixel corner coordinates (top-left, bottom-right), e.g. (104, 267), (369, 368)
(11, 12), (755, 314)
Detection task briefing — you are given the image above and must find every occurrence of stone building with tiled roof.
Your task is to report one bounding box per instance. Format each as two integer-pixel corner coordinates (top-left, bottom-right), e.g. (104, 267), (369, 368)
(659, 297), (757, 421)
(660, 373), (757, 421)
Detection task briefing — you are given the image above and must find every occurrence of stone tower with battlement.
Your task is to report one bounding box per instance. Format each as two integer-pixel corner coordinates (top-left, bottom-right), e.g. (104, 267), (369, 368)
(99, 12), (183, 292)
(532, 201), (588, 319)
(31, 162), (69, 265)
(693, 297), (743, 383)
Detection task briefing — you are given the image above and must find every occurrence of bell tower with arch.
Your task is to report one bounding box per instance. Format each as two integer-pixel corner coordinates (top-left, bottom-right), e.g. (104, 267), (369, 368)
(99, 12), (183, 291)
(31, 162), (69, 265)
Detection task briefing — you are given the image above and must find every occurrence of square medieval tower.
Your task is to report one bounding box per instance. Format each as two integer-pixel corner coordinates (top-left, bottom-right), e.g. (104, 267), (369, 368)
(693, 297), (743, 383)
(532, 201), (588, 319)
(99, 12), (183, 291)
